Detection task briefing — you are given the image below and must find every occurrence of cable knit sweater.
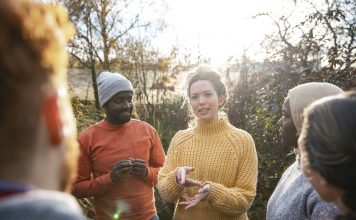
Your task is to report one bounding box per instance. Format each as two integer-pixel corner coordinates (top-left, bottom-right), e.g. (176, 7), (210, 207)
(157, 119), (258, 220)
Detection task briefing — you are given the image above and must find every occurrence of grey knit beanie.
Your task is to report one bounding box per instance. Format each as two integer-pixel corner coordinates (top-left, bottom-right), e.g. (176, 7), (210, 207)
(288, 82), (343, 135)
(97, 71), (133, 107)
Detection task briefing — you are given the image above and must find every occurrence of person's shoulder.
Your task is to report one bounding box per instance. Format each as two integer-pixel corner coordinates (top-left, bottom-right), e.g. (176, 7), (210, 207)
(129, 118), (151, 127)
(0, 190), (83, 220)
(79, 120), (105, 137)
(306, 187), (339, 218)
(175, 127), (194, 137)
(28, 190), (84, 219)
(228, 124), (251, 136)
(227, 125), (254, 143)
(170, 128), (194, 145)
(128, 119), (158, 132)
(277, 161), (302, 184)
(28, 189), (80, 202)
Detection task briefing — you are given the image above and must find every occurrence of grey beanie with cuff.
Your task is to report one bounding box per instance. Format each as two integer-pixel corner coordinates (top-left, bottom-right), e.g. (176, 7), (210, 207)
(97, 71), (133, 107)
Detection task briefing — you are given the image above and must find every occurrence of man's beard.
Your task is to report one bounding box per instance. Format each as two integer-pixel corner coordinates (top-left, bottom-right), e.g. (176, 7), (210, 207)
(108, 109), (132, 125)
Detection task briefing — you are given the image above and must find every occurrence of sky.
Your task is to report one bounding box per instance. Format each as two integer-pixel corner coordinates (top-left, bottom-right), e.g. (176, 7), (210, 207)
(151, 0), (301, 69)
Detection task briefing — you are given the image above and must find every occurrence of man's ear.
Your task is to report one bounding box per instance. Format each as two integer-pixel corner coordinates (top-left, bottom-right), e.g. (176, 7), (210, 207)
(218, 95), (226, 108)
(42, 94), (63, 146)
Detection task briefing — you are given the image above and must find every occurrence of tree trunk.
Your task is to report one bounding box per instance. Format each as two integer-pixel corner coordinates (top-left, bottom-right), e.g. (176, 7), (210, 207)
(90, 61), (100, 109)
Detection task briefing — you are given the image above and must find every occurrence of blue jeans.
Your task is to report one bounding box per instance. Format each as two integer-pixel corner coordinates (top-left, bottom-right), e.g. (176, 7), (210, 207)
(151, 215), (159, 220)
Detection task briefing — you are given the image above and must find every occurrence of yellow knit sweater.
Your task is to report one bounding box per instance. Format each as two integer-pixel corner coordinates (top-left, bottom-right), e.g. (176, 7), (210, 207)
(157, 119), (258, 220)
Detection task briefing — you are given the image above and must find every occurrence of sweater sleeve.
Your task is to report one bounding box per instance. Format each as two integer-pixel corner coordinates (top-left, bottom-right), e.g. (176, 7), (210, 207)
(307, 190), (339, 219)
(72, 139), (114, 199)
(156, 132), (184, 203)
(205, 132), (258, 216)
(144, 127), (166, 187)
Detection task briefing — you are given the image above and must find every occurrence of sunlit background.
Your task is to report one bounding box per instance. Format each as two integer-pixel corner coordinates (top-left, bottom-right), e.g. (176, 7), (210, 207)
(58, 0), (355, 219)
(153, 0), (306, 69)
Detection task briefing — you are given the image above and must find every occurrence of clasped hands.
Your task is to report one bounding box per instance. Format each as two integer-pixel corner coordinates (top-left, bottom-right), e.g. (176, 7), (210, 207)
(176, 166), (211, 210)
(110, 158), (147, 183)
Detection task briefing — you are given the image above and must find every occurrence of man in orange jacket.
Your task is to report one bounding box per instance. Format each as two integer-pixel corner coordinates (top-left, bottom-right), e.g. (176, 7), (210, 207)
(72, 71), (165, 220)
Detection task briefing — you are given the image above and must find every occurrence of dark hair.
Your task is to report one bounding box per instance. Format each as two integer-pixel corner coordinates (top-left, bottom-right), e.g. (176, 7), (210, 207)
(299, 91), (356, 218)
(186, 66), (227, 101)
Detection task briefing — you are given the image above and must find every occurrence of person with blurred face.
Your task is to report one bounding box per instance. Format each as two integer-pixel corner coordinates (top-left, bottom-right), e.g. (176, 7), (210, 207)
(299, 91), (356, 220)
(267, 82), (343, 220)
(0, 1), (83, 219)
(72, 71), (165, 220)
(157, 67), (258, 220)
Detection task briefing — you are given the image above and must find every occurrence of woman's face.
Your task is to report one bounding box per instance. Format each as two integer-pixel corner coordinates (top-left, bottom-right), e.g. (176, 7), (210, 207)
(189, 80), (224, 124)
(277, 97), (298, 148)
(300, 146), (341, 203)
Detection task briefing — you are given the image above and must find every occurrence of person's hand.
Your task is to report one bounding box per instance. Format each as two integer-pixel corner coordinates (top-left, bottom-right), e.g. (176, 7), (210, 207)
(175, 166), (203, 187)
(179, 184), (211, 209)
(110, 159), (132, 183)
(130, 158), (148, 179)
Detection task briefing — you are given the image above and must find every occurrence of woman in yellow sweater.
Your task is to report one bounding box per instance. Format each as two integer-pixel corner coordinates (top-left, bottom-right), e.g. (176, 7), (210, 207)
(157, 67), (258, 220)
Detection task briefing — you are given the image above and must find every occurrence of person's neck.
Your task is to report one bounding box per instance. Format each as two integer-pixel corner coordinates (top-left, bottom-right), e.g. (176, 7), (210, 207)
(1, 159), (60, 191)
(0, 170), (39, 190)
(195, 118), (229, 137)
(198, 116), (220, 124)
(105, 117), (129, 126)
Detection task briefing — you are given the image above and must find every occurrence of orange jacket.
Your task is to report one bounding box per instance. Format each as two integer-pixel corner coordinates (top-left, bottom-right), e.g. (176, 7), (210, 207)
(72, 119), (165, 220)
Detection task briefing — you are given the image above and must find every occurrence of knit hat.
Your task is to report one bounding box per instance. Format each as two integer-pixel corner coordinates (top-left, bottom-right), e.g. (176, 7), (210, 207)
(97, 71), (133, 107)
(288, 82), (343, 135)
